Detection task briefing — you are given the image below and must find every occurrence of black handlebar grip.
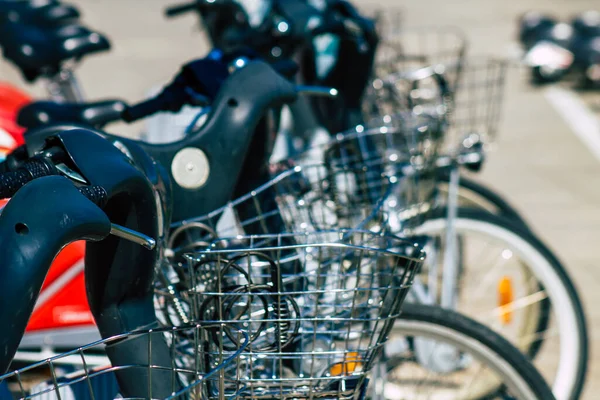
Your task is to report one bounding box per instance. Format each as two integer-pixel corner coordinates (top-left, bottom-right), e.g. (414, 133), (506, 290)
(165, 1), (198, 17)
(0, 169), (34, 199)
(0, 158), (58, 199)
(121, 96), (166, 123)
(22, 158), (57, 179)
(78, 185), (108, 208)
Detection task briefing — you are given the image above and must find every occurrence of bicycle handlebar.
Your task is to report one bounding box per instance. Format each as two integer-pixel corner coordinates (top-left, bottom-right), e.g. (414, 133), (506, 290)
(165, 0), (199, 17)
(121, 55), (323, 123)
(121, 94), (173, 123)
(0, 175), (113, 375)
(0, 129), (165, 390)
(0, 157), (58, 199)
(0, 153), (111, 209)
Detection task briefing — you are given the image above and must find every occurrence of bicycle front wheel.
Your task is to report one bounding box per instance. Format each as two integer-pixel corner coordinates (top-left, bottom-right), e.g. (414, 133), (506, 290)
(414, 208), (587, 400)
(373, 304), (556, 400)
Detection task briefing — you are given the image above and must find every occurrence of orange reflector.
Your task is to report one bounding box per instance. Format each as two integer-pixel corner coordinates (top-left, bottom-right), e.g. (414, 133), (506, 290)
(330, 352), (363, 376)
(498, 276), (514, 324)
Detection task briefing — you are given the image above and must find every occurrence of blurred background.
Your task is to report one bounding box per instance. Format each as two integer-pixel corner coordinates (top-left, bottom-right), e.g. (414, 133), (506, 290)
(1, 0), (597, 397)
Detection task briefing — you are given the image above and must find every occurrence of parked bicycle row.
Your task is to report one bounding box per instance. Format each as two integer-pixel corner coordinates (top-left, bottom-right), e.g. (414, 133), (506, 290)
(0, 0), (588, 399)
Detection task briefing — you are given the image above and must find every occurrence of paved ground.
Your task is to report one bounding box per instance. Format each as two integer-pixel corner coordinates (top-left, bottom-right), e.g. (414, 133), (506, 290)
(2, 0), (599, 398)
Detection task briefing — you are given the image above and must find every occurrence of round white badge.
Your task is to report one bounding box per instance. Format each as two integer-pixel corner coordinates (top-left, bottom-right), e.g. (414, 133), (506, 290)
(171, 147), (210, 189)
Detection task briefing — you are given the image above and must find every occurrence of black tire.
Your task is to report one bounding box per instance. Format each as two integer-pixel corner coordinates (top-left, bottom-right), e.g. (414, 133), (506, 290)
(436, 171), (530, 230)
(424, 207), (588, 400)
(388, 303), (557, 400)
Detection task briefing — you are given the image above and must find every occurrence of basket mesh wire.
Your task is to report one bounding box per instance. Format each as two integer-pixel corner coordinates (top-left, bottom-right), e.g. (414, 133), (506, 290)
(372, 26), (468, 92)
(0, 324), (249, 400)
(364, 54), (508, 154)
(169, 230), (424, 399)
(311, 110), (444, 234)
(445, 57), (509, 147)
(164, 163), (393, 263)
(362, 62), (453, 128)
(155, 163), (395, 329)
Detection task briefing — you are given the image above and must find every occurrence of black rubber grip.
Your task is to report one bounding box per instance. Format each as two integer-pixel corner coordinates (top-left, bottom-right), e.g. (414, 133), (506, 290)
(21, 158), (56, 179)
(122, 96), (166, 123)
(165, 1), (198, 17)
(78, 185), (108, 208)
(0, 169), (34, 199)
(0, 158), (57, 199)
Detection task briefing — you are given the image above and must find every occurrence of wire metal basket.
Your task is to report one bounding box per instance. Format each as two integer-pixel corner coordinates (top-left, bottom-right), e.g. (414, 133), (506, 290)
(445, 57), (509, 147)
(362, 62), (454, 127)
(164, 163), (394, 263)
(301, 111), (444, 235)
(155, 162), (397, 333)
(372, 26), (468, 92)
(165, 230), (424, 399)
(0, 323), (250, 399)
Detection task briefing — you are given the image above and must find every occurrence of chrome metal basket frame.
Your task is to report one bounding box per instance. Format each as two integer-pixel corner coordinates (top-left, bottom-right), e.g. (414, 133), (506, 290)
(165, 163), (394, 263)
(445, 57), (509, 147)
(315, 111), (444, 235)
(163, 230), (425, 399)
(371, 26), (468, 93)
(0, 323), (250, 400)
(155, 162), (396, 332)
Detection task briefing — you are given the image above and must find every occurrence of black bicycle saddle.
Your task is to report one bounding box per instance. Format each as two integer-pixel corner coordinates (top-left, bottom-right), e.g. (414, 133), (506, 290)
(18, 99), (126, 129)
(0, 0), (80, 27)
(0, 22), (110, 81)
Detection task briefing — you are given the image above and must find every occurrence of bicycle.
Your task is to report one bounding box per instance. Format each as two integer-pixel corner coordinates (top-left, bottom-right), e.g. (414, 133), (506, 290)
(345, 24), (587, 398)
(146, 119), (556, 399)
(314, 99), (587, 400)
(367, 29), (588, 397)
(0, 124), (442, 399)
(0, 2), (338, 357)
(0, 0), (130, 359)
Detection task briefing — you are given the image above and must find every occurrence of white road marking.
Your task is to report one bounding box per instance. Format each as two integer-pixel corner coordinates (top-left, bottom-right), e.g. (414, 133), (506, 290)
(544, 86), (600, 161)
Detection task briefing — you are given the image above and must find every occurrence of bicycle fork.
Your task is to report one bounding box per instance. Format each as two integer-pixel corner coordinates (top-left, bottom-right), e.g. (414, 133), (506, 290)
(440, 165), (460, 309)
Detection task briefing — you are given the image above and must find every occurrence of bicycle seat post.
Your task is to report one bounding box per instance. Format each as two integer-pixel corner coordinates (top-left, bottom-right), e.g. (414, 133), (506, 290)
(45, 67), (86, 103)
